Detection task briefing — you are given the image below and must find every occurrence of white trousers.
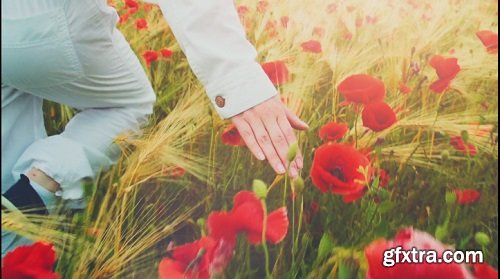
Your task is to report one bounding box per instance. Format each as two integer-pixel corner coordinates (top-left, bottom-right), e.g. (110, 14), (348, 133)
(1, 0), (156, 199)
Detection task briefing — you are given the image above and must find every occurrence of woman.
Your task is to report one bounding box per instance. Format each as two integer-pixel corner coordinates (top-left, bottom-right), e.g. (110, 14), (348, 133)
(1, 0), (308, 256)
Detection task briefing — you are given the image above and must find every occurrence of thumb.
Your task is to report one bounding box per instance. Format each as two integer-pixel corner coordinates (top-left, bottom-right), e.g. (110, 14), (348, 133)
(285, 108), (309, 130)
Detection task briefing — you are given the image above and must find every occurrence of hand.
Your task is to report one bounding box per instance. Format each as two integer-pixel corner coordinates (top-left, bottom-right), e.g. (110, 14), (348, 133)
(26, 167), (60, 193)
(230, 96), (309, 178)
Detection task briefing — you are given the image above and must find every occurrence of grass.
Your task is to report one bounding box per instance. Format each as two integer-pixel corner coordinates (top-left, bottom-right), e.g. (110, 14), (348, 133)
(2, 0), (497, 278)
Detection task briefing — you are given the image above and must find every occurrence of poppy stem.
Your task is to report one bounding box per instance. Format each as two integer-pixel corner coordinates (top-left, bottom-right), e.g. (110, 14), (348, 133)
(260, 200), (273, 279)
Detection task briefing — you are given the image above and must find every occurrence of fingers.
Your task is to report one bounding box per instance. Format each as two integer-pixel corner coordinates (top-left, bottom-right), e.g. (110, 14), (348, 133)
(233, 114), (285, 175)
(285, 107), (309, 130)
(249, 116), (287, 175)
(262, 117), (295, 176)
(277, 115), (304, 172)
(230, 97), (309, 178)
(232, 117), (266, 161)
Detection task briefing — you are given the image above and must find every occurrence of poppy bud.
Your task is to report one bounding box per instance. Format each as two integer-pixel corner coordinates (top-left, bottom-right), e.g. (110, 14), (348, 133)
(461, 130), (469, 143)
(441, 150), (450, 161)
(287, 143), (299, 162)
(252, 179), (268, 200)
(292, 176), (305, 194)
(445, 190), (457, 205)
(339, 257), (360, 279)
(475, 232), (491, 246)
(435, 225), (448, 241)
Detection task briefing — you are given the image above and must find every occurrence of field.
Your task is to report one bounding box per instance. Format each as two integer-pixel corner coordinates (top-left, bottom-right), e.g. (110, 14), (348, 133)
(2, 0), (498, 278)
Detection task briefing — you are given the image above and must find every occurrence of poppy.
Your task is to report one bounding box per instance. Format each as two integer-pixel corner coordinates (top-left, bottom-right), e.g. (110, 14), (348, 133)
(362, 102), (397, 132)
(170, 166), (186, 178)
(476, 30), (498, 54)
(327, 3), (338, 13)
(473, 263), (498, 279)
(343, 32), (353, 41)
(428, 55), (460, 93)
(365, 228), (473, 279)
(221, 124), (246, 147)
(158, 237), (233, 279)
(1, 242), (60, 279)
(366, 15), (378, 25)
(237, 5), (250, 16)
(399, 83), (412, 94)
(257, 1), (268, 13)
(454, 189), (481, 205)
(160, 48), (174, 59)
(450, 136), (477, 156)
(280, 16), (290, 28)
(128, 6), (138, 14)
(261, 61), (290, 86)
(318, 122), (349, 142)
(142, 50), (159, 66)
(135, 18), (148, 30)
(124, 0), (138, 9)
(337, 74), (386, 104)
(313, 27), (325, 38)
(310, 143), (371, 203)
(301, 40), (323, 53)
(207, 191), (289, 245)
(119, 13), (130, 25)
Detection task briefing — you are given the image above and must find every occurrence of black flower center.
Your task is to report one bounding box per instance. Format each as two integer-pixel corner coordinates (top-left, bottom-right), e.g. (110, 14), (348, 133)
(329, 167), (347, 182)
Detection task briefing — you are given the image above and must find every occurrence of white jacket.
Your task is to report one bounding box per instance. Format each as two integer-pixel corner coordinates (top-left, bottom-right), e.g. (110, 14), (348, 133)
(146, 0), (278, 118)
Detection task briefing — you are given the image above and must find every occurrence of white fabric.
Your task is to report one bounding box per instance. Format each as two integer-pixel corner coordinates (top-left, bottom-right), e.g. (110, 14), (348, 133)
(1, 0), (156, 199)
(146, 0), (278, 118)
(2, 0), (277, 199)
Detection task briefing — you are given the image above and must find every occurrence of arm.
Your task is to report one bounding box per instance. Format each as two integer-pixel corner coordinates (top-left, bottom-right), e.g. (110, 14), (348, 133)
(150, 0), (309, 176)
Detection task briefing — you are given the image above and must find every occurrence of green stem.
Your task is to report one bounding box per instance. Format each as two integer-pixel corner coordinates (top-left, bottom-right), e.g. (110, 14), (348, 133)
(261, 200), (273, 279)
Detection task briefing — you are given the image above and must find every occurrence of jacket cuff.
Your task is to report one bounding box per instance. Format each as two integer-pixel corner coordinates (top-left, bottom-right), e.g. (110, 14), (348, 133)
(206, 63), (278, 119)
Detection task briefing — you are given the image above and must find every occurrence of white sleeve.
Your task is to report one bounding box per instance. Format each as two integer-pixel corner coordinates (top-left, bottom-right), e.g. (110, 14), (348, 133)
(146, 0), (278, 119)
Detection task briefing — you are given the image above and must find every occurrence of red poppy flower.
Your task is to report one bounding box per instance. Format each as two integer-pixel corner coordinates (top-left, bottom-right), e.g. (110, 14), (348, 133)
(343, 32), (353, 41)
(473, 263), (498, 279)
(280, 16), (290, 28)
(144, 3), (158, 12)
(429, 55), (460, 93)
(160, 48), (174, 59)
(261, 61), (290, 86)
(221, 124), (246, 147)
(318, 122), (349, 142)
(2, 242), (60, 279)
(356, 17), (364, 28)
(366, 15), (378, 25)
(476, 30), (498, 54)
(135, 18), (148, 30)
(362, 102), (397, 132)
(158, 237), (233, 279)
(124, 0), (138, 9)
(327, 3), (338, 13)
(365, 228), (473, 279)
(257, 0), (268, 13)
(237, 5), (249, 16)
(313, 27), (325, 38)
(310, 143), (371, 203)
(450, 136), (477, 156)
(337, 74), (386, 104)
(399, 83), (412, 94)
(301, 40), (322, 53)
(207, 191), (289, 245)
(170, 166), (186, 177)
(119, 13), (130, 25)
(142, 50), (158, 66)
(128, 6), (138, 14)
(454, 189), (480, 205)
